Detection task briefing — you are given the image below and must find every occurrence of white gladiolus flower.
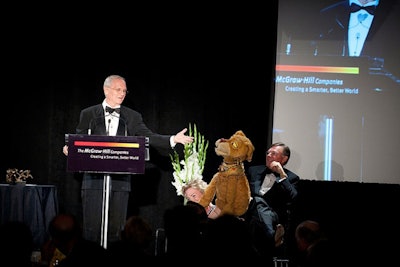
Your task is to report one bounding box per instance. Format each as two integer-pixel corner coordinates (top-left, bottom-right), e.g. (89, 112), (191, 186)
(170, 124), (208, 197)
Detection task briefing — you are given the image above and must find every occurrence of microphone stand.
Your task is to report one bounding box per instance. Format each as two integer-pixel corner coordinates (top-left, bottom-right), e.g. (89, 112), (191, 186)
(100, 173), (111, 249)
(100, 116), (112, 249)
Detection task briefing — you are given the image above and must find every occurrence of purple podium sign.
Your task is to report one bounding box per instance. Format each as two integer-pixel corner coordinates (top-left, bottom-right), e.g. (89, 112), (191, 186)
(67, 134), (146, 174)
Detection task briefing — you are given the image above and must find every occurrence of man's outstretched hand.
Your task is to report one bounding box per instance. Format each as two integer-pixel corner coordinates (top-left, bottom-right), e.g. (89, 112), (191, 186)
(174, 128), (194, 145)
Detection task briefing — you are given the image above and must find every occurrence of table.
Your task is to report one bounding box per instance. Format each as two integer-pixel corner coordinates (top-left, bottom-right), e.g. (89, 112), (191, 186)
(0, 184), (59, 249)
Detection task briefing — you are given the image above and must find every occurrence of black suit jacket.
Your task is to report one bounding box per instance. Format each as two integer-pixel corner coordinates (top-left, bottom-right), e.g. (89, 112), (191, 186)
(247, 165), (300, 224)
(75, 104), (173, 190)
(76, 104), (172, 148)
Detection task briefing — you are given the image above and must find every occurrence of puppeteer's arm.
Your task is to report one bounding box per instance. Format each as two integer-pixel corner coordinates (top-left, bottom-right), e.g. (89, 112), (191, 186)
(198, 174), (217, 208)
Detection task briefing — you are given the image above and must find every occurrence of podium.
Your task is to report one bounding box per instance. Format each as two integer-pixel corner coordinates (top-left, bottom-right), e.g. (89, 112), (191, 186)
(66, 134), (147, 248)
(67, 134), (147, 174)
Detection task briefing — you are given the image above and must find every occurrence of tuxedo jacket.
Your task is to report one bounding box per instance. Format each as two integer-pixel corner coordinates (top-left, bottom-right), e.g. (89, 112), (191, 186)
(281, 0), (398, 74)
(247, 165), (300, 223)
(75, 104), (173, 190)
(316, 0), (398, 61)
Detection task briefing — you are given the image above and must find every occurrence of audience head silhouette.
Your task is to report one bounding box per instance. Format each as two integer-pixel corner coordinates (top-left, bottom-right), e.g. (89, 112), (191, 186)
(48, 213), (82, 255)
(295, 220), (323, 252)
(42, 213), (107, 267)
(163, 203), (208, 256)
(294, 219), (339, 267)
(206, 214), (259, 258)
(121, 215), (153, 252)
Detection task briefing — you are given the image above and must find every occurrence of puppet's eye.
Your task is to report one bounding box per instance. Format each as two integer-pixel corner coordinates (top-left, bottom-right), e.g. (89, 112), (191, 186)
(232, 141), (238, 149)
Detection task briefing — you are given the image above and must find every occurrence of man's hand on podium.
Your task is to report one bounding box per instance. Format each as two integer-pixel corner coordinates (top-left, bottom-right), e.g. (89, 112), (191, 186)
(63, 145), (68, 156)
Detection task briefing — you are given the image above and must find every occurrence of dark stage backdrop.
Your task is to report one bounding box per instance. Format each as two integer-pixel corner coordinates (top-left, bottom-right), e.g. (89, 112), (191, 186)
(3, 4), (277, 232)
(4, 5), (398, 263)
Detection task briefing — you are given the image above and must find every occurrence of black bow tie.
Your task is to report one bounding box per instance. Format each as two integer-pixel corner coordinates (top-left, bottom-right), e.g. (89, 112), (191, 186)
(105, 106), (120, 114)
(350, 3), (376, 15)
(264, 168), (279, 176)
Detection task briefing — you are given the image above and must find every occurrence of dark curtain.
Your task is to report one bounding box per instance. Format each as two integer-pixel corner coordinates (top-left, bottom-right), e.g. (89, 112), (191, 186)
(3, 2), (278, 230)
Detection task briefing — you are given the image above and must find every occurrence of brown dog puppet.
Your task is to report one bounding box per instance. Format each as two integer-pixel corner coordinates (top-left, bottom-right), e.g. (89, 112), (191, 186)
(199, 130), (255, 217)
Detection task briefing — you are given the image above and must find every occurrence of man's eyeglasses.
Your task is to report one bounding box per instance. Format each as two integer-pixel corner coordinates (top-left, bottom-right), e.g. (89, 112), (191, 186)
(110, 87), (129, 94)
(266, 151), (282, 157)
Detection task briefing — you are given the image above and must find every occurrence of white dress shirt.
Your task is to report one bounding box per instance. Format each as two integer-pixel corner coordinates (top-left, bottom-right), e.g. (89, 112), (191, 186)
(348, 0), (379, 56)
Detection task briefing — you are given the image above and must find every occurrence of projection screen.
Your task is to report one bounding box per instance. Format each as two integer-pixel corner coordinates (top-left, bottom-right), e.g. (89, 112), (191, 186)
(273, 0), (400, 184)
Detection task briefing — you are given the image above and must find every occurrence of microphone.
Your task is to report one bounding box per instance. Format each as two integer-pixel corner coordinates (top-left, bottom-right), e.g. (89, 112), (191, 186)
(87, 114), (127, 136)
(123, 117), (128, 137)
(286, 38), (291, 55)
(106, 118), (111, 136)
(88, 116), (106, 135)
(145, 137), (150, 161)
(106, 113), (128, 136)
(88, 119), (93, 135)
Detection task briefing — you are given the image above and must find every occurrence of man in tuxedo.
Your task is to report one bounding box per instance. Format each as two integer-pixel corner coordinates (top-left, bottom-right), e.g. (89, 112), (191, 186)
(63, 74), (193, 246)
(318, 1), (394, 55)
(280, 0), (399, 79)
(245, 142), (300, 264)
